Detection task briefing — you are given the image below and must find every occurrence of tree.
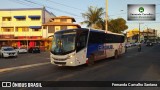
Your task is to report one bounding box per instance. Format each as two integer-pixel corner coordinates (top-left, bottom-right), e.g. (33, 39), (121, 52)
(108, 18), (128, 33)
(81, 6), (128, 33)
(81, 6), (105, 29)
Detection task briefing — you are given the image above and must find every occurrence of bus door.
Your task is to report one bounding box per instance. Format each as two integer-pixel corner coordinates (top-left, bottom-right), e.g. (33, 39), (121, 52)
(76, 30), (88, 65)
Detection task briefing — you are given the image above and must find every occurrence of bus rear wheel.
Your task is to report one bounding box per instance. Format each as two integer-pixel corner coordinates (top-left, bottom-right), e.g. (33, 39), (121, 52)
(88, 54), (94, 66)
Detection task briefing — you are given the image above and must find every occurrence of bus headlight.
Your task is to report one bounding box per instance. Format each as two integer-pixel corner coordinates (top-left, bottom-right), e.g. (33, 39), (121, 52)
(70, 62), (73, 64)
(68, 54), (75, 59)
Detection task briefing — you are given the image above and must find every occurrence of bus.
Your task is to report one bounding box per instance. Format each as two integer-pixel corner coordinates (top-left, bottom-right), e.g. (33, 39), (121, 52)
(50, 28), (125, 66)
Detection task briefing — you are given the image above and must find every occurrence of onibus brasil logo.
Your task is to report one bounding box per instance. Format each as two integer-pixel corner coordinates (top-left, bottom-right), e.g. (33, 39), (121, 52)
(139, 7), (144, 13)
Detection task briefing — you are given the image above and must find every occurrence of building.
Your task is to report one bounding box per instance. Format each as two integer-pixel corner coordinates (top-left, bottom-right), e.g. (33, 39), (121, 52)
(43, 16), (81, 37)
(42, 16), (81, 50)
(126, 28), (144, 43)
(141, 28), (157, 42)
(126, 28), (157, 43)
(0, 7), (55, 50)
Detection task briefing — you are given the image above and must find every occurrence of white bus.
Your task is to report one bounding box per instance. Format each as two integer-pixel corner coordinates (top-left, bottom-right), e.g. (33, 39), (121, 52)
(50, 28), (125, 66)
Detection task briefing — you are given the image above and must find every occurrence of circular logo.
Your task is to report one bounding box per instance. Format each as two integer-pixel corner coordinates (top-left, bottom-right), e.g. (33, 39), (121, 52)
(139, 7), (144, 13)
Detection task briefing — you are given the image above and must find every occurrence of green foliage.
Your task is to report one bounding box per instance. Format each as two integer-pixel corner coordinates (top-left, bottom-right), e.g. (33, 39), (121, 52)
(108, 18), (128, 33)
(81, 6), (105, 29)
(81, 6), (128, 33)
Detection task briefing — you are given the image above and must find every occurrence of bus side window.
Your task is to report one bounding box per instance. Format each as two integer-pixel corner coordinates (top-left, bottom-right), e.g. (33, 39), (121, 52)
(105, 34), (113, 43)
(76, 34), (87, 52)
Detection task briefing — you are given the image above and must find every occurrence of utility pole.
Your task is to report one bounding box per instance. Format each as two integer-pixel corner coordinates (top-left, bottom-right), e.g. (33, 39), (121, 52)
(147, 27), (149, 42)
(139, 23), (143, 42)
(105, 0), (108, 32)
(154, 29), (156, 43)
(139, 23), (140, 42)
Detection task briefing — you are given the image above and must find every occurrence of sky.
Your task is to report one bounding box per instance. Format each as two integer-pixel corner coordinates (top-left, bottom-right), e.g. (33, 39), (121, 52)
(0, 0), (160, 35)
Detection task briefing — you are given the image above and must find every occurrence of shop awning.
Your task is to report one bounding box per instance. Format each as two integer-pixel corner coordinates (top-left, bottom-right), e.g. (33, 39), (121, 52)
(28, 15), (41, 19)
(29, 26), (41, 29)
(14, 16), (26, 19)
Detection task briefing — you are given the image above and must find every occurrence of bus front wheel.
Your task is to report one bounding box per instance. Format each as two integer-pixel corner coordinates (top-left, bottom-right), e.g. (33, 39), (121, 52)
(88, 54), (94, 66)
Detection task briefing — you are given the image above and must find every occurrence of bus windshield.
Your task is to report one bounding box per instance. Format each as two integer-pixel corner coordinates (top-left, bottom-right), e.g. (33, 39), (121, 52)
(51, 31), (76, 55)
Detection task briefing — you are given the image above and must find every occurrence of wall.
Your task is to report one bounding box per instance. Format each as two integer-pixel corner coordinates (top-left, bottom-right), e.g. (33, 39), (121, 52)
(0, 9), (55, 37)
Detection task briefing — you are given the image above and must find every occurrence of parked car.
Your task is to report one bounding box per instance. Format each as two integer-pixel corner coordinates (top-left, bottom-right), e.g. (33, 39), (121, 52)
(131, 43), (136, 46)
(135, 42), (141, 46)
(15, 47), (27, 54)
(130, 43), (136, 46)
(125, 43), (131, 48)
(0, 46), (18, 58)
(28, 47), (40, 53)
(146, 42), (153, 46)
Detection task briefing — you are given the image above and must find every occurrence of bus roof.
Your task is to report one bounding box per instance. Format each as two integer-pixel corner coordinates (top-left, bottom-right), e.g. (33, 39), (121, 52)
(105, 30), (124, 36)
(90, 29), (124, 36)
(55, 28), (124, 36)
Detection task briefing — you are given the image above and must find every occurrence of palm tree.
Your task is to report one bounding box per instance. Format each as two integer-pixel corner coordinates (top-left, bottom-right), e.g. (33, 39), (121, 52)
(81, 6), (105, 29)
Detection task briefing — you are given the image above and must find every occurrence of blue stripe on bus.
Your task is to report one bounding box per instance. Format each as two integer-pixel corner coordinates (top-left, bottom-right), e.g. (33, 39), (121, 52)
(86, 43), (114, 58)
(86, 43), (103, 58)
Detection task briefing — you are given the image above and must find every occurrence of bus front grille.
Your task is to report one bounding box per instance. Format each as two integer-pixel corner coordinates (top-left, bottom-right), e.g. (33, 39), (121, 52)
(52, 57), (67, 61)
(54, 61), (66, 65)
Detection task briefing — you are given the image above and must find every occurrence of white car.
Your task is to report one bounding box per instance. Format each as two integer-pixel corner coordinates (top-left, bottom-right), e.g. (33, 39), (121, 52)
(135, 42), (141, 46)
(0, 46), (18, 58)
(15, 47), (27, 53)
(125, 43), (131, 48)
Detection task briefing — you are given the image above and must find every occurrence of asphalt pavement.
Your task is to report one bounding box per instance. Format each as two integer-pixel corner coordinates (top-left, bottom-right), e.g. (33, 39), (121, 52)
(0, 45), (160, 90)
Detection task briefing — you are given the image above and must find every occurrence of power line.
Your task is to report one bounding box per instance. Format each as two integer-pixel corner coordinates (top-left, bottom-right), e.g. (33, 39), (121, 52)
(109, 13), (127, 17)
(45, 0), (85, 11)
(8, 0), (35, 8)
(23, 0), (82, 17)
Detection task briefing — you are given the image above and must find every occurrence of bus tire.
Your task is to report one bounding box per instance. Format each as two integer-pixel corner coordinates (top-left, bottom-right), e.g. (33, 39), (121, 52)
(88, 54), (94, 66)
(114, 50), (118, 59)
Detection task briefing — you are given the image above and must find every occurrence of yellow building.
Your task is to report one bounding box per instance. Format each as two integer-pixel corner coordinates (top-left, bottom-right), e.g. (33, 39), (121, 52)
(0, 7), (55, 50)
(126, 28), (144, 43)
(126, 28), (157, 43)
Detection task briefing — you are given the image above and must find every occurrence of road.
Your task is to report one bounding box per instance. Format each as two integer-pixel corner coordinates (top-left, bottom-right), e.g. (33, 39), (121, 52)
(0, 45), (160, 90)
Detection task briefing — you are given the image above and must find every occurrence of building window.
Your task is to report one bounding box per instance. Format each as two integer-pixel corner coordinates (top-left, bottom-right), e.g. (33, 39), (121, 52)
(31, 18), (40, 21)
(43, 26), (47, 29)
(2, 17), (12, 21)
(2, 27), (14, 32)
(14, 16), (26, 21)
(48, 26), (55, 33)
(32, 28), (40, 32)
(60, 26), (67, 30)
(15, 27), (19, 32)
(22, 27), (29, 32)
(60, 19), (67, 22)
(16, 18), (26, 21)
(56, 28), (59, 31)
(15, 27), (29, 32)
(28, 16), (41, 21)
